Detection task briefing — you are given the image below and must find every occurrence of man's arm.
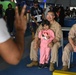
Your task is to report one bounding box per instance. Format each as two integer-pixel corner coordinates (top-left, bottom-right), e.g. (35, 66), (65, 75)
(33, 25), (42, 50)
(0, 5), (27, 65)
(53, 24), (62, 43)
(68, 38), (75, 49)
(68, 25), (76, 50)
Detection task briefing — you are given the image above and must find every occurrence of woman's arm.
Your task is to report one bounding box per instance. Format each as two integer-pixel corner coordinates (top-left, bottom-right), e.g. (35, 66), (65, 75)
(0, 5), (27, 65)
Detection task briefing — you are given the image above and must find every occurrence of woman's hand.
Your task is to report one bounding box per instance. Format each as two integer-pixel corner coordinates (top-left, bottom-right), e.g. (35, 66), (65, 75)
(14, 5), (27, 33)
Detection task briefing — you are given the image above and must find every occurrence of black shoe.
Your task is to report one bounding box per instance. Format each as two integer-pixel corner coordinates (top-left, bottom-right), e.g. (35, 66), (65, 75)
(44, 63), (49, 68)
(38, 64), (44, 69)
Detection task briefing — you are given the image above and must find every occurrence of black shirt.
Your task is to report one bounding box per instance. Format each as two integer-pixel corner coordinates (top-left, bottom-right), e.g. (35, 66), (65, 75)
(5, 8), (15, 21)
(30, 6), (43, 22)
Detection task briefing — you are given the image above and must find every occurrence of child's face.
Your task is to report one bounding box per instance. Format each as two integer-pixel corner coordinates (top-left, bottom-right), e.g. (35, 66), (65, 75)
(43, 24), (49, 30)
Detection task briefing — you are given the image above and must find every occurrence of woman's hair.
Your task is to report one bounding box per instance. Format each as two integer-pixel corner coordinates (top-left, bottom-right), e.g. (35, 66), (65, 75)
(42, 19), (50, 28)
(48, 10), (56, 16)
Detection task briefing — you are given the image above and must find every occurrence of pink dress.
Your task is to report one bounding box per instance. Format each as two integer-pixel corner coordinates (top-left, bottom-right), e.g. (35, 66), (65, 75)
(38, 29), (55, 64)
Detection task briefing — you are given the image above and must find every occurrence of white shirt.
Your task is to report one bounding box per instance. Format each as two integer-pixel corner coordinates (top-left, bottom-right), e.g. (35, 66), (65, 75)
(0, 18), (11, 43)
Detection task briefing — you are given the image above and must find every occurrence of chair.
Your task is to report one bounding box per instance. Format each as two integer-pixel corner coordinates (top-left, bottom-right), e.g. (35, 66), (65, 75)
(56, 37), (63, 67)
(56, 55), (58, 67)
(68, 52), (74, 68)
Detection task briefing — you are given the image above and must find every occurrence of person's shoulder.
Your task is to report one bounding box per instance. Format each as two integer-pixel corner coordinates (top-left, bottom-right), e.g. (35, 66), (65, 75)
(0, 18), (5, 22)
(72, 24), (76, 27)
(48, 29), (54, 32)
(71, 24), (76, 29)
(54, 20), (61, 27)
(0, 18), (2, 21)
(0, 18), (6, 26)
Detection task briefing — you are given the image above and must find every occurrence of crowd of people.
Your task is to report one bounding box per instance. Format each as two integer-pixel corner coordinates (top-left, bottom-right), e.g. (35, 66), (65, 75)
(0, 0), (76, 73)
(0, 3), (15, 35)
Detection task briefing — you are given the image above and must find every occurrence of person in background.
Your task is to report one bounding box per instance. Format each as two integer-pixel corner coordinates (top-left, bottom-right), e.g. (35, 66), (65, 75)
(0, 5), (27, 65)
(61, 24), (76, 71)
(5, 3), (15, 34)
(30, 0), (44, 34)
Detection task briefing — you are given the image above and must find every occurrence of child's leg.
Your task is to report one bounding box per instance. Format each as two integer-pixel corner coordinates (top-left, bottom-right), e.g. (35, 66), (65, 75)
(45, 47), (51, 63)
(39, 46), (45, 64)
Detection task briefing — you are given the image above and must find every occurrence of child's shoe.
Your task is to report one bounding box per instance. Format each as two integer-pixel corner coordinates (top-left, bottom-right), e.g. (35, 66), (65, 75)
(38, 64), (44, 69)
(44, 63), (49, 68)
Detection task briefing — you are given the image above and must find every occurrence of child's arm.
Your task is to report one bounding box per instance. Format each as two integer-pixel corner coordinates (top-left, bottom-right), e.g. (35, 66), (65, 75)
(49, 30), (55, 42)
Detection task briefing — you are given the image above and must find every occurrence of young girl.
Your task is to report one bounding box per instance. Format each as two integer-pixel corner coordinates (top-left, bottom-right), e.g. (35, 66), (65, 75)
(38, 19), (55, 68)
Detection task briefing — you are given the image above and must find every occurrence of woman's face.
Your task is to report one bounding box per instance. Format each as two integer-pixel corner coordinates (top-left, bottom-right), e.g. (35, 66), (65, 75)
(46, 12), (55, 22)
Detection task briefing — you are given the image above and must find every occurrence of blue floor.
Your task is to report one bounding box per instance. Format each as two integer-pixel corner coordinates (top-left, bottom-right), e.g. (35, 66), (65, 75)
(0, 40), (76, 75)
(0, 56), (52, 75)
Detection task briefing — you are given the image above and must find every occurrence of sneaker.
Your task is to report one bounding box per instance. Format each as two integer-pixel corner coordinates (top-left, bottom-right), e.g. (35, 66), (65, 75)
(26, 61), (38, 67)
(38, 64), (44, 69)
(49, 62), (55, 71)
(61, 66), (68, 71)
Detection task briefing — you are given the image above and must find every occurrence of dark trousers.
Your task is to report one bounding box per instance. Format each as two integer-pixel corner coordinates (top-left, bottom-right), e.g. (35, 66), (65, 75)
(31, 22), (38, 34)
(31, 22), (42, 34)
(7, 20), (14, 34)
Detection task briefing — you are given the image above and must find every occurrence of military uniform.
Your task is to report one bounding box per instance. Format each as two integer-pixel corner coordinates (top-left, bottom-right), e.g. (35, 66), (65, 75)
(62, 24), (76, 66)
(30, 20), (62, 63)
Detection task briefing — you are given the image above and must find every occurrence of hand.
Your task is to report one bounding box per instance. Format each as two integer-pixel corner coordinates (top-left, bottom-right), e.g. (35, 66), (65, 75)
(53, 38), (57, 43)
(73, 46), (76, 52)
(14, 5), (27, 33)
(48, 42), (53, 48)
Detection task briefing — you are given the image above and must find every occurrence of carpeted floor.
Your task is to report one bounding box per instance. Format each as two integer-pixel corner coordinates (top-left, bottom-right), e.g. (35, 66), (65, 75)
(0, 33), (76, 75)
(0, 56), (52, 75)
(0, 46), (76, 75)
